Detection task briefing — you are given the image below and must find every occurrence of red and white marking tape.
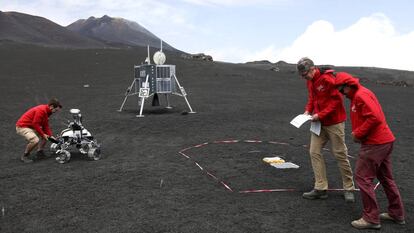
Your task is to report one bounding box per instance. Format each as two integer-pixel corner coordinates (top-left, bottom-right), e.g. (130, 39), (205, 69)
(327, 188), (360, 191)
(194, 142), (209, 148)
(178, 151), (190, 159)
(244, 140), (263, 143)
(179, 139), (359, 193)
(268, 141), (289, 145)
(239, 188), (296, 193)
(213, 139), (239, 144)
(221, 181), (233, 192)
(374, 182), (381, 190)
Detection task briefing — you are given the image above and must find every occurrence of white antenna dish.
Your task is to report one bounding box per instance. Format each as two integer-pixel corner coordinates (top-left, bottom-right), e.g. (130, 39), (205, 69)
(153, 40), (166, 65)
(153, 51), (166, 65)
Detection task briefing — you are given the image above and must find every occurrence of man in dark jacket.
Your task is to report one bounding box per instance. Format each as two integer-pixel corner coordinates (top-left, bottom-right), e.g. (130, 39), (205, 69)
(16, 98), (62, 163)
(335, 73), (405, 229)
(297, 57), (355, 202)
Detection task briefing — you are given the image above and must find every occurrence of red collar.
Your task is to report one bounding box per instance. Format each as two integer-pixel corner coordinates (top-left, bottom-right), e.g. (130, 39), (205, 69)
(311, 68), (321, 82)
(45, 105), (52, 116)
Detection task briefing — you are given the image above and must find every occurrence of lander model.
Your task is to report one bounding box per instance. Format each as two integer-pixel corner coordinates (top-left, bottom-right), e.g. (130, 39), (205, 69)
(118, 42), (195, 117)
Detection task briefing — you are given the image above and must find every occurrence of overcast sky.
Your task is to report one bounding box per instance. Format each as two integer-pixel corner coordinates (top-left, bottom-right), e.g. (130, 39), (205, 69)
(2, 0), (414, 71)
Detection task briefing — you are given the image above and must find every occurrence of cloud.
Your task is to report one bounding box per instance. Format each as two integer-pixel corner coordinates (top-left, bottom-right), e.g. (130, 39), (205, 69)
(180, 0), (285, 6)
(206, 45), (280, 64)
(273, 13), (414, 71)
(209, 13), (413, 71)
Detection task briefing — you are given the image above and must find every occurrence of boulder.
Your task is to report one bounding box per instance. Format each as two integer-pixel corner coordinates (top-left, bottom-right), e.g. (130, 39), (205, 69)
(181, 53), (213, 61)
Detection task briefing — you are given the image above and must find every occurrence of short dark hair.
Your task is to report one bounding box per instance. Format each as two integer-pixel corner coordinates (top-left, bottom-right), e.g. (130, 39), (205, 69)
(297, 57), (315, 74)
(48, 98), (62, 108)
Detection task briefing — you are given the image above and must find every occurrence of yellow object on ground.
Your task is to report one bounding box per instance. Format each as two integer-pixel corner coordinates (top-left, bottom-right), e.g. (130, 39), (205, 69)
(262, 157), (285, 164)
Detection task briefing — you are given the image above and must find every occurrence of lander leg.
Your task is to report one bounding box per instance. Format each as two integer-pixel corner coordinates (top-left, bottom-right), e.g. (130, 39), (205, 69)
(136, 75), (150, 117)
(173, 74), (196, 113)
(165, 94), (172, 109)
(136, 96), (146, 117)
(118, 79), (137, 112)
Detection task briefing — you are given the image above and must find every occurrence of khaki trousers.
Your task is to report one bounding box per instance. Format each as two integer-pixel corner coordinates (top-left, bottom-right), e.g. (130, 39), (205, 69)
(309, 122), (354, 190)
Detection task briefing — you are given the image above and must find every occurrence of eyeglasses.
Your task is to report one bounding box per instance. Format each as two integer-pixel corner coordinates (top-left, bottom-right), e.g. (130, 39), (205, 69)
(300, 70), (310, 77)
(300, 67), (314, 78)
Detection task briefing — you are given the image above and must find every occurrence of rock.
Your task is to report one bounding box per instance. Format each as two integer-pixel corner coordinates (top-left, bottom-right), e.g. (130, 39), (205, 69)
(270, 67), (280, 72)
(181, 53), (213, 61)
(246, 60), (272, 64)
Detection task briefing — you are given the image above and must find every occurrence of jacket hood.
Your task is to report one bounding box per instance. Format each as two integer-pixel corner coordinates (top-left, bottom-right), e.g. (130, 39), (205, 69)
(334, 72), (360, 88)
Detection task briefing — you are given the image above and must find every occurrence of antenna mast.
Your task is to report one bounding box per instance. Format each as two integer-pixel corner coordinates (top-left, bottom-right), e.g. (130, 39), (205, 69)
(146, 45), (150, 64)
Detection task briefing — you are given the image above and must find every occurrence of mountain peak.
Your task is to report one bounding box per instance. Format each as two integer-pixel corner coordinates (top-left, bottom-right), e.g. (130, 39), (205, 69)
(0, 11), (105, 48)
(0, 11), (178, 51)
(67, 15), (176, 50)
(101, 15), (111, 20)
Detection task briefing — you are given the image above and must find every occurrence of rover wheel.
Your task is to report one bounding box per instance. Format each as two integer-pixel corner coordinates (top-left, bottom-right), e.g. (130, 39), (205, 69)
(79, 143), (89, 154)
(87, 147), (101, 161)
(50, 143), (59, 153)
(55, 150), (71, 164)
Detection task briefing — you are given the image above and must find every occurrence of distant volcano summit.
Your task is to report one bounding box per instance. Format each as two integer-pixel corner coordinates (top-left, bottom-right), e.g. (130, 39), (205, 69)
(0, 11), (178, 50)
(67, 15), (176, 51)
(0, 11), (105, 48)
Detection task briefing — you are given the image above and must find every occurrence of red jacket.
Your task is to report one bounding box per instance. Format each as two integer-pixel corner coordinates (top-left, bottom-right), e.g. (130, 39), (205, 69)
(305, 68), (346, 126)
(335, 73), (395, 145)
(16, 104), (53, 137)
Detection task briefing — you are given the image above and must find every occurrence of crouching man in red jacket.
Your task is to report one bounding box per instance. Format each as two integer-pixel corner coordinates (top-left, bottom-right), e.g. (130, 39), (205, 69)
(335, 73), (405, 230)
(16, 98), (62, 163)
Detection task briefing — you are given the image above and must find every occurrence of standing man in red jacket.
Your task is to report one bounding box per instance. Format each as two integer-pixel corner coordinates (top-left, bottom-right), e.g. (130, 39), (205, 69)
(297, 57), (355, 202)
(16, 98), (62, 163)
(335, 73), (405, 230)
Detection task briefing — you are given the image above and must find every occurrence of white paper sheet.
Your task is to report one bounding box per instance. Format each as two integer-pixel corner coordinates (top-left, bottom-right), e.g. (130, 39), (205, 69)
(271, 162), (300, 169)
(310, 121), (321, 136)
(290, 114), (312, 128)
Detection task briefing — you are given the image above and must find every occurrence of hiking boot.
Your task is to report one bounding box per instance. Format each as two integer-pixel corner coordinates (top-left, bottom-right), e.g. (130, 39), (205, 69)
(29, 154), (38, 160)
(20, 155), (34, 163)
(380, 213), (406, 225)
(351, 218), (381, 229)
(344, 191), (355, 203)
(302, 189), (328, 200)
(35, 150), (49, 159)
